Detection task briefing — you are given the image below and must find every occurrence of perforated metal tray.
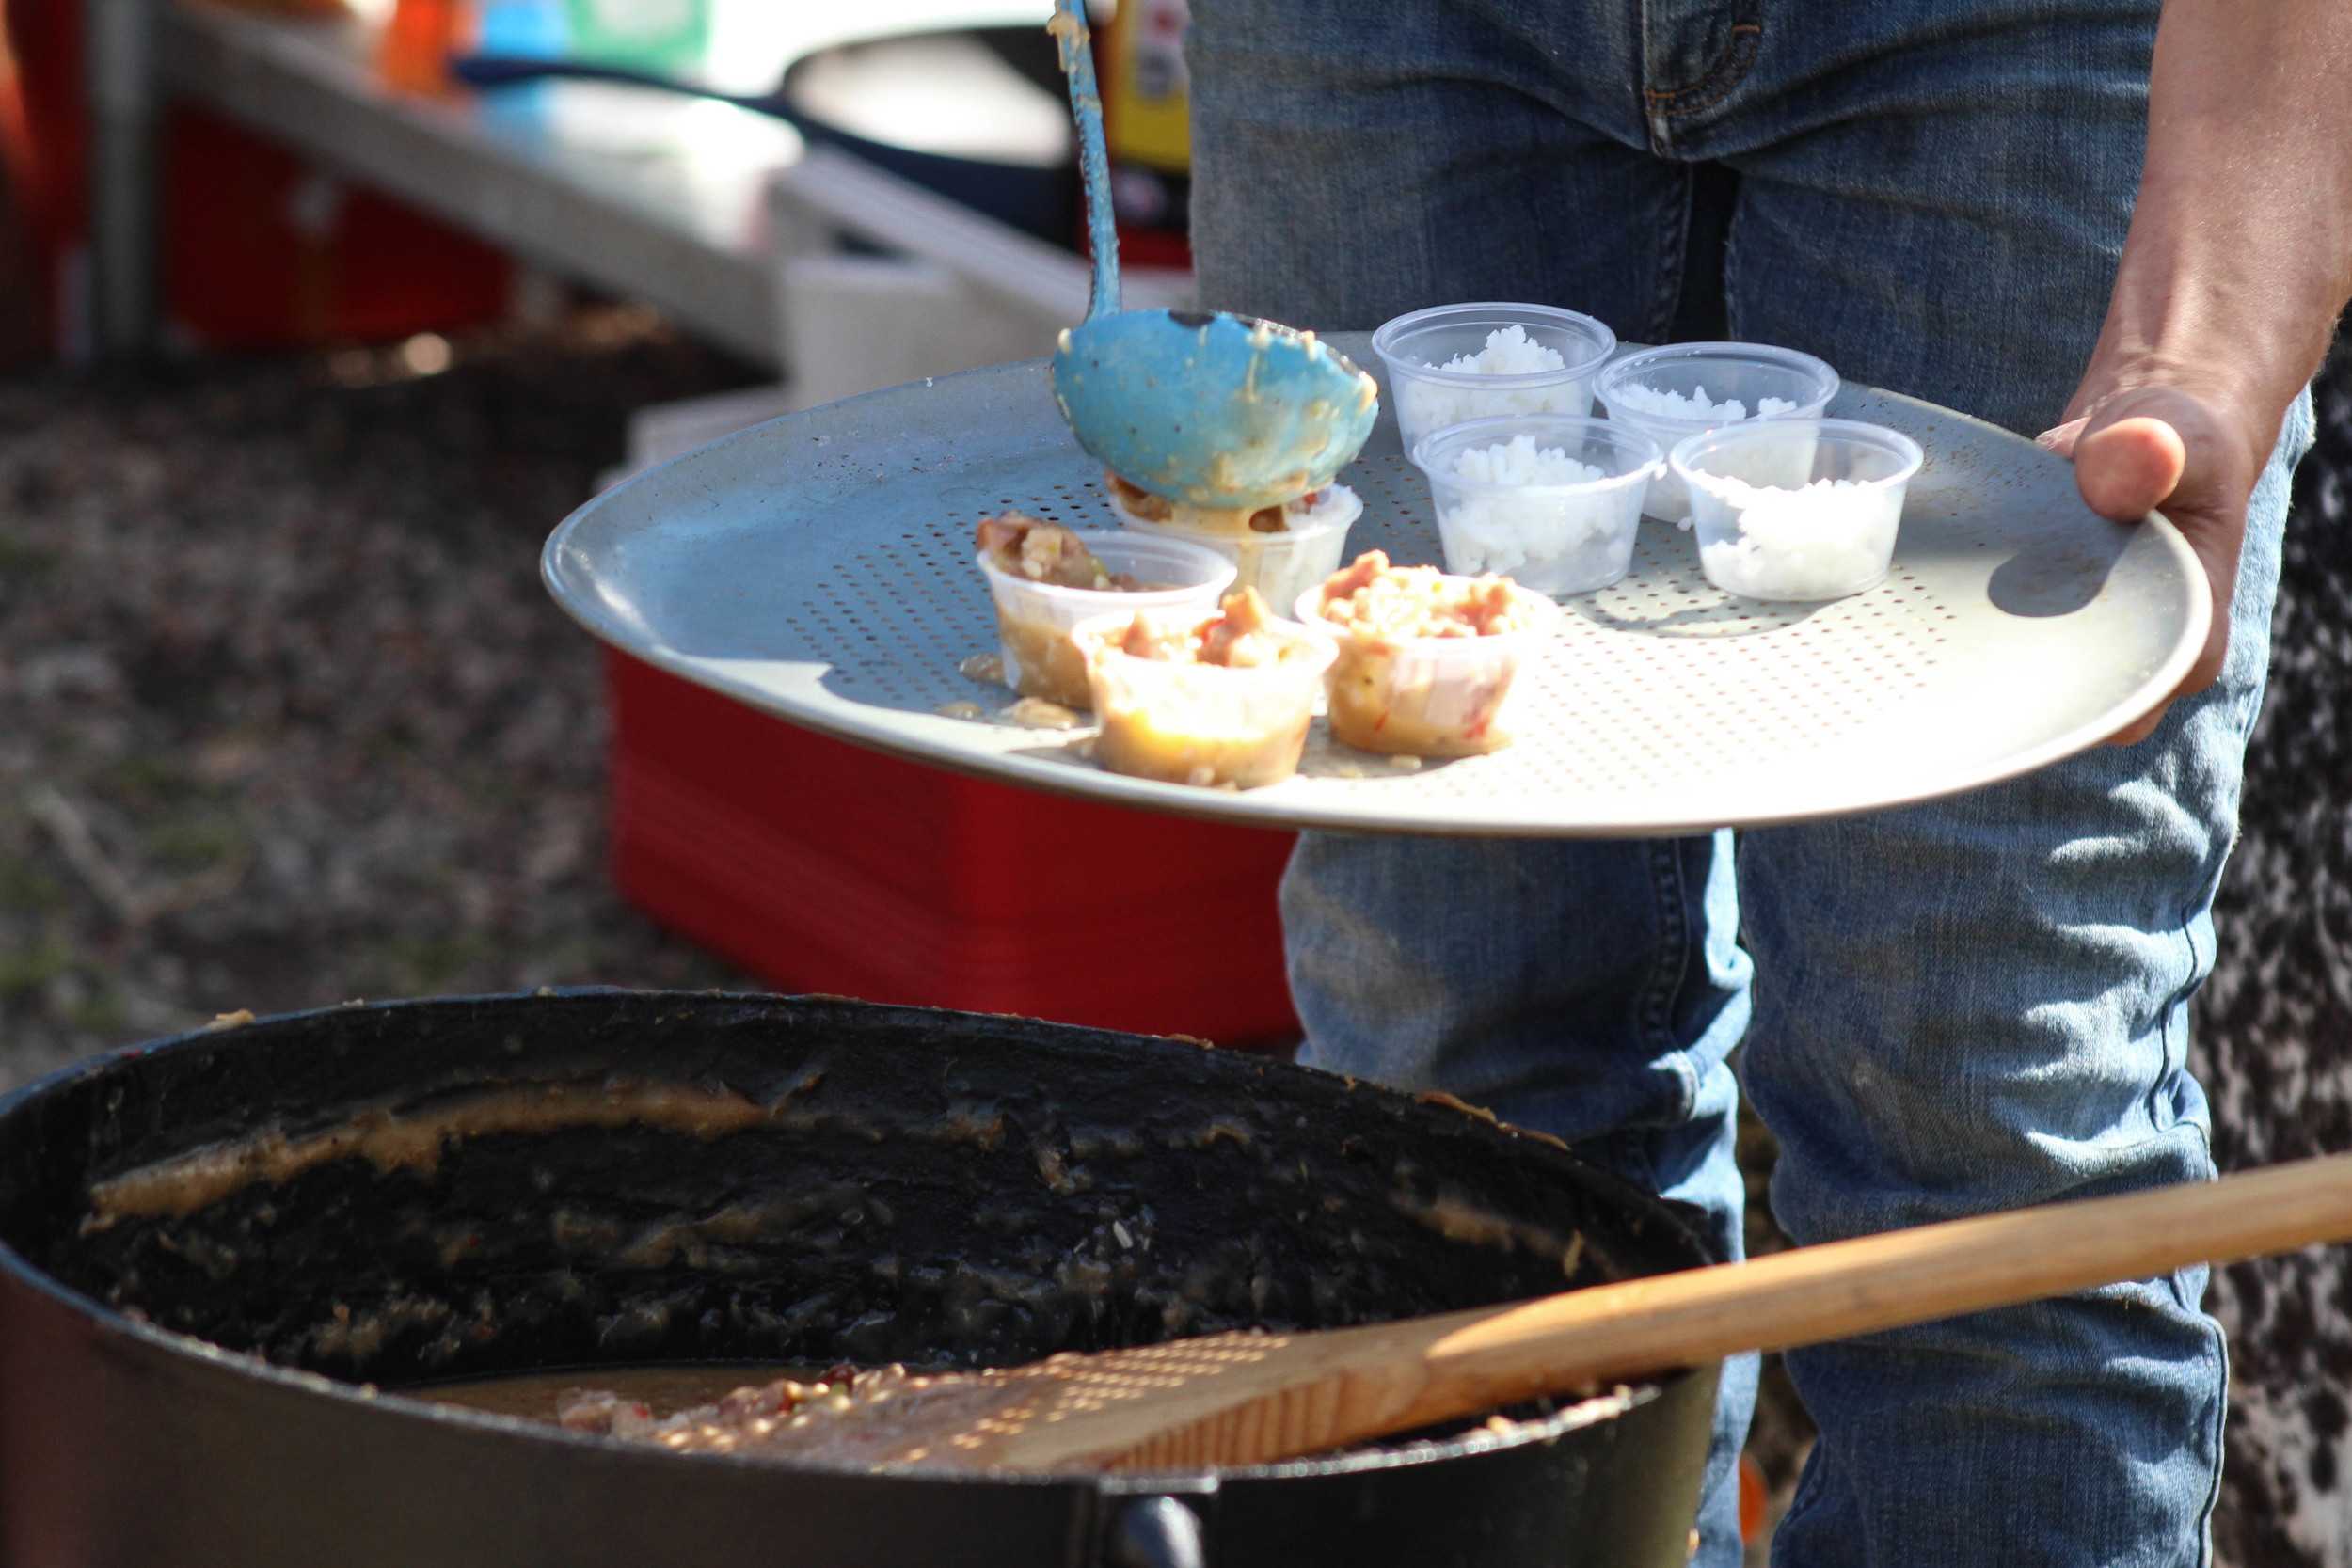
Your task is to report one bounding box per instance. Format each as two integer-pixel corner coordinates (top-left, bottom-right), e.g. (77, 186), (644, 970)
(543, 335), (2207, 837)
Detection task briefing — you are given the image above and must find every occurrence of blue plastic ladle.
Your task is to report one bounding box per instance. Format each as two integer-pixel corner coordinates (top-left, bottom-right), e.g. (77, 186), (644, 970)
(1045, 0), (1378, 511)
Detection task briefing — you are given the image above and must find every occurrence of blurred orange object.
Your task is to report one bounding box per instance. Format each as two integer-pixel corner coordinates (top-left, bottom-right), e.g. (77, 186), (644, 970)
(3, 0), (511, 352)
(0, 18), (45, 364)
(1739, 1450), (1769, 1544)
(376, 0), (469, 96)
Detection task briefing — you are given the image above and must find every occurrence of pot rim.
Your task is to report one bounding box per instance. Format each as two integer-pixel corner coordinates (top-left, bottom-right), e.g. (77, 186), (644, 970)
(0, 989), (1704, 1491)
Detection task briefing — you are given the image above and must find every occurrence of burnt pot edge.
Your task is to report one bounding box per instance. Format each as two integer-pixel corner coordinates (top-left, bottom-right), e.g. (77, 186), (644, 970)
(0, 989), (1716, 1493)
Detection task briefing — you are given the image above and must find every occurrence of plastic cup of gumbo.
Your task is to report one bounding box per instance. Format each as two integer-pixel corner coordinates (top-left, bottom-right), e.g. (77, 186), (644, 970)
(1073, 608), (1337, 788)
(1293, 578), (1561, 757)
(1105, 484), (1364, 619)
(974, 532), (1235, 708)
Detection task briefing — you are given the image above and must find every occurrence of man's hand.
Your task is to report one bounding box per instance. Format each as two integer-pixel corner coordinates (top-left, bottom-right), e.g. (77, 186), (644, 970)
(2033, 0), (2351, 746)
(2037, 377), (2265, 746)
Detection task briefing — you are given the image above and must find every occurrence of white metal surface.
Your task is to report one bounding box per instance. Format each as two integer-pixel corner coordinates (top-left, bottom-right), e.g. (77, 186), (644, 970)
(544, 335), (2209, 838)
(97, 0), (1051, 364)
(154, 0), (800, 364)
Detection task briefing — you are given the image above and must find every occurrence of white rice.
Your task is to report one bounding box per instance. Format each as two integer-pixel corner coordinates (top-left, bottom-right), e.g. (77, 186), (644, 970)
(1445, 433), (1604, 488)
(1431, 436), (1634, 591)
(1611, 382), (1798, 423)
(1430, 325), (1567, 376)
(1695, 477), (1901, 599)
(1625, 399), (1820, 527)
(1395, 325), (1593, 445)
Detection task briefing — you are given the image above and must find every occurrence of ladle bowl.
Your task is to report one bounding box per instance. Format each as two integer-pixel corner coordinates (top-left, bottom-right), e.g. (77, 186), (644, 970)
(1043, 0), (1376, 511)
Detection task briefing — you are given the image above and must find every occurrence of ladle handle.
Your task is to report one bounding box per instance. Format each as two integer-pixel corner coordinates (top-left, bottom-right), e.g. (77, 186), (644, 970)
(1051, 0), (1121, 323)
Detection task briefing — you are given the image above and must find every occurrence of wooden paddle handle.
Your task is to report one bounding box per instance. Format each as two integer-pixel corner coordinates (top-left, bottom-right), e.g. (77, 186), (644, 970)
(1376, 1151), (2352, 1433)
(997, 1153), (2352, 1472)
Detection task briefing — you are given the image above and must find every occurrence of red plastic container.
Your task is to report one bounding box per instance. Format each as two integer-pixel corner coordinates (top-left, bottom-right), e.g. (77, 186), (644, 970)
(5, 0), (512, 353)
(604, 650), (1304, 1046)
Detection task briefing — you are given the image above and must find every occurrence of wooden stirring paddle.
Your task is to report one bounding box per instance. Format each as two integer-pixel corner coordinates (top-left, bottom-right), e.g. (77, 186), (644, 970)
(826, 1150), (2352, 1474)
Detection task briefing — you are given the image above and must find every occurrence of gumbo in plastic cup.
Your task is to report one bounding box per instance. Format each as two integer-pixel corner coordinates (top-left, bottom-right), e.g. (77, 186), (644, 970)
(1294, 572), (1560, 758)
(1105, 483), (1364, 619)
(1409, 416), (1663, 596)
(1596, 342), (1839, 525)
(1670, 418), (1924, 603)
(1372, 303), (1617, 456)
(1073, 608), (1337, 789)
(974, 531), (1235, 708)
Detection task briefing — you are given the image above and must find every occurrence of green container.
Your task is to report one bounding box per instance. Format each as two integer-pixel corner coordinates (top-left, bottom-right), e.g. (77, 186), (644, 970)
(562, 0), (711, 74)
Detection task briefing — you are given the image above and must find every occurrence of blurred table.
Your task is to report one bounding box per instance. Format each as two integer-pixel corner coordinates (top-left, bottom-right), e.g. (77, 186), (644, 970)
(82, 0), (1044, 365)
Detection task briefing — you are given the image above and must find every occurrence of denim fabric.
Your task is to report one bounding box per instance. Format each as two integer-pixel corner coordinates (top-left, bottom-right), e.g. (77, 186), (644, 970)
(1186, 2), (2318, 1563)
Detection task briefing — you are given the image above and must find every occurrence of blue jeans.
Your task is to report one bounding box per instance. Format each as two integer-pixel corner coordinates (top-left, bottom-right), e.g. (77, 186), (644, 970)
(1186, 3), (2318, 1564)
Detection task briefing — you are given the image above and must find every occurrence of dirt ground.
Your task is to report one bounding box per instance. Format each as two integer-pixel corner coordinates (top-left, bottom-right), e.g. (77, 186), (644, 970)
(2, 309), (2344, 1564)
(0, 308), (757, 1094)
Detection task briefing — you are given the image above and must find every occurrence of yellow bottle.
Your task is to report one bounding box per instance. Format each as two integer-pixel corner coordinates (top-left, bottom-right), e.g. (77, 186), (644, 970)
(1104, 0), (1190, 176)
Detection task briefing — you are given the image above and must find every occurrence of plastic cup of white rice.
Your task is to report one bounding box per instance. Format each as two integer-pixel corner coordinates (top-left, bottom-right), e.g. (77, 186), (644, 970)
(1372, 303), (1617, 456)
(1104, 483), (1364, 619)
(1409, 416), (1662, 595)
(1597, 342), (1839, 525)
(1671, 419), (1922, 602)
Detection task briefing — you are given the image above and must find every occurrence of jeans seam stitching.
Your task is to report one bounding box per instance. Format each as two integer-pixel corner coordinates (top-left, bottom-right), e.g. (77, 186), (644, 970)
(1641, 841), (1685, 1053)
(1724, 200), (1744, 341)
(1645, 21), (1762, 120)
(1639, 842), (1703, 1130)
(2146, 908), (2201, 1136)
(2189, 1290), (2230, 1568)
(1653, 165), (1693, 344)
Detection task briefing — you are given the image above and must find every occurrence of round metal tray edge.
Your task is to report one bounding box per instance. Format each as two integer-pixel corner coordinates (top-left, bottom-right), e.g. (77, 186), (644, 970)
(542, 347), (2209, 839)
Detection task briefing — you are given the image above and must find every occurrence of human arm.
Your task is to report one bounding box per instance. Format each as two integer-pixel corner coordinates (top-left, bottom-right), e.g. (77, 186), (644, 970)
(2039, 0), (2352, 742)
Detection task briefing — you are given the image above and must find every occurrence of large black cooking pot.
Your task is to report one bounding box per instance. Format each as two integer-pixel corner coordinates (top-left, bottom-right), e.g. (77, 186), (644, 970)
(0, 991), (1718, 1567)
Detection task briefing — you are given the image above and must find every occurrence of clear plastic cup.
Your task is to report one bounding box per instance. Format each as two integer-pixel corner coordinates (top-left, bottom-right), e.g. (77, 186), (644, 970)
(1073, 609), (1338, 789)
(1408, 416), (1663, 595)
(1671, 419), (1923, 602)
(974, 532), (1235, 708)
(1105, 484), (1363, 619)
(1293, 580), (1561, 757)
(1596, 342), (1839, 524)
(1371, 303), (1617, 457)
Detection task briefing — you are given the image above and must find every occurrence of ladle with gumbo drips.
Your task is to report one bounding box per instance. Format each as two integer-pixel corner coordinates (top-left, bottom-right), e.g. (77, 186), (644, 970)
(1043, 0), (1378, 511)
